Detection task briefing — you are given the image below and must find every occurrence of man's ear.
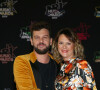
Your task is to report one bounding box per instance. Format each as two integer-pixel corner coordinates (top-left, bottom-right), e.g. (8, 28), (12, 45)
(30, 38), (33, 46)
(50, 38), (52, 45)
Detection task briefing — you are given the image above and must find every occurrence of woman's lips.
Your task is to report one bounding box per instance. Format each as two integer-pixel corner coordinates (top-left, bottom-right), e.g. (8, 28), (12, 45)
(62, 50), (68, 53)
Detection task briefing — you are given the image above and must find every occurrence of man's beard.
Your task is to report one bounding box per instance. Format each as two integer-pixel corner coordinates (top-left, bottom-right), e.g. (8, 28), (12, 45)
(34, 43), (50, 54)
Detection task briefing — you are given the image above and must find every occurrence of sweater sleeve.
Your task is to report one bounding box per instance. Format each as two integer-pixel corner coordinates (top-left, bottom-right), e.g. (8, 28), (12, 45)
(13, 56), (40, 90)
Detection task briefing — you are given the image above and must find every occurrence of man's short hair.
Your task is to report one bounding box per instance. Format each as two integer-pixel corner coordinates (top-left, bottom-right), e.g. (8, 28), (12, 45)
(30, 21), (51, 38)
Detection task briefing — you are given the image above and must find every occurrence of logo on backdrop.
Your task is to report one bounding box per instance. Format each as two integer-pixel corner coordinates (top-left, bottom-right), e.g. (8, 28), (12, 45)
(73, 22), (91, 41)
(94, 6), (100, 18)
(0, 0), (18, 18)
(0, 44), (17, 64)
(94, 51), (100, 63)
(45, 0), (67, 19)
(20, 26), (31, 41)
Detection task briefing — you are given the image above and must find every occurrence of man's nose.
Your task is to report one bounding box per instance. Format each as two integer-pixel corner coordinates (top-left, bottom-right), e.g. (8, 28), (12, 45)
(40, 38), (44, 42)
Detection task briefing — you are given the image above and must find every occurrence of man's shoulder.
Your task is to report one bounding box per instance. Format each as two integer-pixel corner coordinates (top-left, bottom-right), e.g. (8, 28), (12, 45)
(14, 52), (35, 62)
(48, 53), (60, 64)
(14, 51), (37, 64)
(15, 53), (30, 60)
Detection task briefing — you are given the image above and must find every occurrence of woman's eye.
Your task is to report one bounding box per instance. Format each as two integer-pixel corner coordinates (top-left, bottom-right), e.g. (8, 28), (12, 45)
(67, 42), (71, 45)
(59, 42), (63, 44)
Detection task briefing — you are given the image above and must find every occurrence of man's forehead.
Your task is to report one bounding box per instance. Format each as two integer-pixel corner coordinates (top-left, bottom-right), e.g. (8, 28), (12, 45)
(33, 29), (49, 36)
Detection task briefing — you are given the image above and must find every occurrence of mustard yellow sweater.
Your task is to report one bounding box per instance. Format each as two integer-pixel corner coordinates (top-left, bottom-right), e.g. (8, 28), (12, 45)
(13, 51), (54, 90)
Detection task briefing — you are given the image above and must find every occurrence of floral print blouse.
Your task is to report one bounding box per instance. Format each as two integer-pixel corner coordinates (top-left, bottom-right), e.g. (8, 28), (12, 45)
(55, 58), (97, 90)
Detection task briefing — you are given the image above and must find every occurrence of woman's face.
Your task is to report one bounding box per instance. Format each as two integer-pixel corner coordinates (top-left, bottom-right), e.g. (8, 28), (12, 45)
(58, 34), (75, 61)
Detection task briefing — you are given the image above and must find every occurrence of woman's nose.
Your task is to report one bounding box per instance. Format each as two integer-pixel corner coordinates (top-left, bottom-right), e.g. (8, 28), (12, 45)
(63, 44), (67, 49)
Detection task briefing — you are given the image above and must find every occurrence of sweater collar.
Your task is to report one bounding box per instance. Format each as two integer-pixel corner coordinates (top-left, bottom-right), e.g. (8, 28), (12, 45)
(30, 51), (54, 63)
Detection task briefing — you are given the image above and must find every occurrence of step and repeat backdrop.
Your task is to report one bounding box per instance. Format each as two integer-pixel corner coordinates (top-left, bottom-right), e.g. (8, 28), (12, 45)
(0, 0), (100, 90)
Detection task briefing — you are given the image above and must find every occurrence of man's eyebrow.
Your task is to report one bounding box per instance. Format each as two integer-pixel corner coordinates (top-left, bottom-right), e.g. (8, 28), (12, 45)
(34, 35), (39, 37)
(43, 35), (49, 36)
(34, 35), (49, 37)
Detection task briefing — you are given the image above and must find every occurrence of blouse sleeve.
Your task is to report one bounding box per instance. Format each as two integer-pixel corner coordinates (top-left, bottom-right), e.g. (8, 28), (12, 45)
(78, 60), (97, 90)
(13, 56), (40, 90)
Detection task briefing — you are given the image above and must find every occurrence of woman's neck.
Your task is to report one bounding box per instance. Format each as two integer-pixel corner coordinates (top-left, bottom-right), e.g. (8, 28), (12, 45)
(63, 56), (74, 61)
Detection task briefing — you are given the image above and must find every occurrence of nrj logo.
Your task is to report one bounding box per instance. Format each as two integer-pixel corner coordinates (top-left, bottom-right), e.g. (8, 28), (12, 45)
(20, 26), (31, 41)
(0, 0), (18, 18)
(45, 0), (67, 19)
(0, 44), (17, 64)
(73, 22), (91, 41)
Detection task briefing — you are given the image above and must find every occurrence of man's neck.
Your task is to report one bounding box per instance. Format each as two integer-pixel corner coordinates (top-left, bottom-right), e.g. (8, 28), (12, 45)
(34, 51), (50, 64)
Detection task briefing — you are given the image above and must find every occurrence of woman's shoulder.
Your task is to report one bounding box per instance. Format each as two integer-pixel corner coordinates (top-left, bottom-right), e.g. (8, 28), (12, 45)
(76, 58), (89, 69)
(76, 58), (88, 64)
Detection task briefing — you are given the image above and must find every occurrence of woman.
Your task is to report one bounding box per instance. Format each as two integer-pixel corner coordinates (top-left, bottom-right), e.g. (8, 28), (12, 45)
(52, 28), (97, 90)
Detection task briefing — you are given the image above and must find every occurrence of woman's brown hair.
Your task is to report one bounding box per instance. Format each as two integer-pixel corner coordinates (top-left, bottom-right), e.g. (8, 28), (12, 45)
(52, 28), (85, 62)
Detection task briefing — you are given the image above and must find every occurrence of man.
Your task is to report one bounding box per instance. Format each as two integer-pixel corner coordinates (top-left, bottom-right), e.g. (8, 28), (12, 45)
(13, 21), (59, 90)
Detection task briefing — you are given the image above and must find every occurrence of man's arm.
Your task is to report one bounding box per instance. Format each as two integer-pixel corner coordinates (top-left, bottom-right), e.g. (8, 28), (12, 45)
(13, 56), (40, 90)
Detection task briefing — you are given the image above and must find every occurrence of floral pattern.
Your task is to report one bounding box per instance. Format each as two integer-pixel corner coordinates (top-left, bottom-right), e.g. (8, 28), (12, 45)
(55, 58), (97, 90)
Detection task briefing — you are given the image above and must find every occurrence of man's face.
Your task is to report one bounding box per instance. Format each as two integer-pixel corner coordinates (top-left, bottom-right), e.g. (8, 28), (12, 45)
(30, 28), (52, 54)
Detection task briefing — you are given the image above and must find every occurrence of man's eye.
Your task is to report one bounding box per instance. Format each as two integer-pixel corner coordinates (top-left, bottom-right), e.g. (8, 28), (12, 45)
(34, 36), (39, 39)
(43, 37), (48, 39)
